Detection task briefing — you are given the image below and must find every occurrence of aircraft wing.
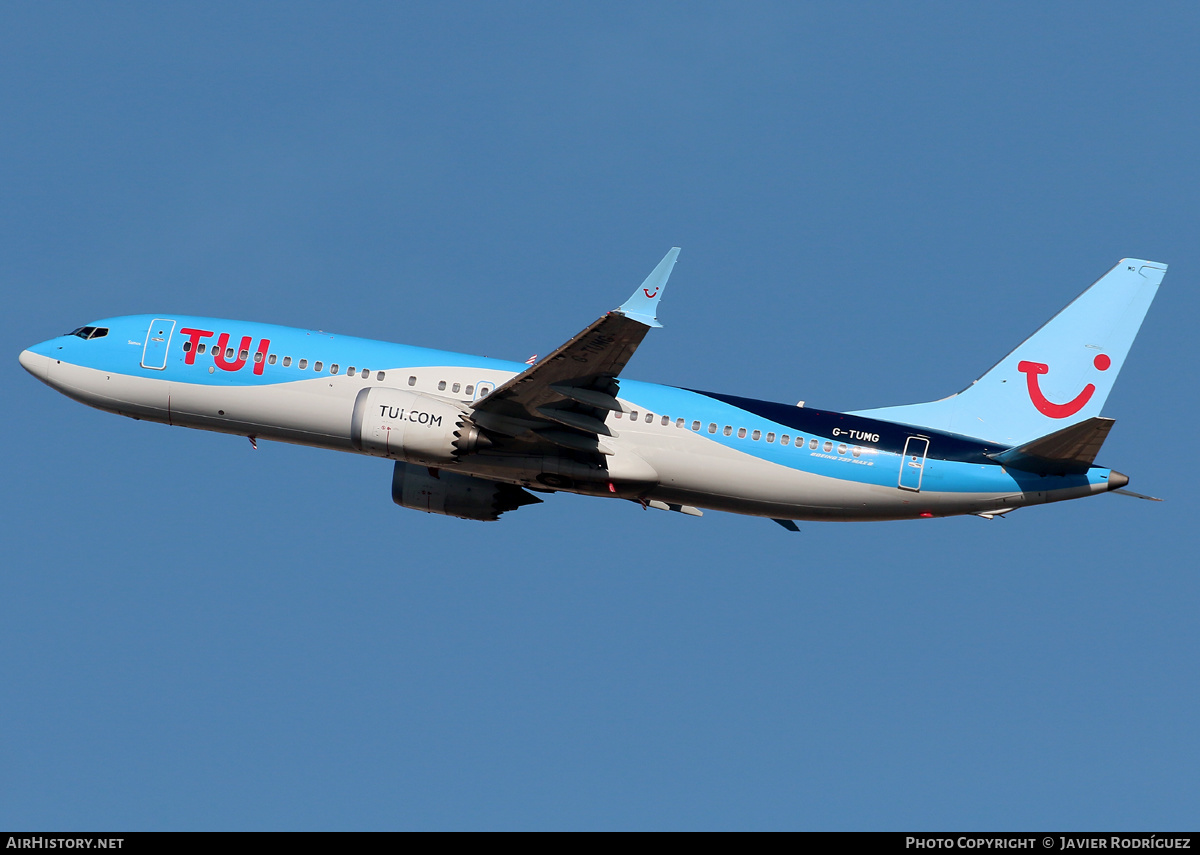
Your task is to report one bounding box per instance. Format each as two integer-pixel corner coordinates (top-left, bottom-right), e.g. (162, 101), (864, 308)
(469, 248), (679, 456)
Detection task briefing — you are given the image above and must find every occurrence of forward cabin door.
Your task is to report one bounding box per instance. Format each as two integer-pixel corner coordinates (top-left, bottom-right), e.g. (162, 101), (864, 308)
(898, 436), (930, 492)
(141, 319), (176, 370)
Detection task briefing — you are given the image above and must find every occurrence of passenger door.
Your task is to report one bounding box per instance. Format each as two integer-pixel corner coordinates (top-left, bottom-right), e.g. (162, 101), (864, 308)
(140, 319), (176, 370)
(898, 436), (930, 492)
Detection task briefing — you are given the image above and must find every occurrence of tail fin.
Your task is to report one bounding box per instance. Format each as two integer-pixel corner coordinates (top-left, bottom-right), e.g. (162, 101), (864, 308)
(851, 259), (1166, 445)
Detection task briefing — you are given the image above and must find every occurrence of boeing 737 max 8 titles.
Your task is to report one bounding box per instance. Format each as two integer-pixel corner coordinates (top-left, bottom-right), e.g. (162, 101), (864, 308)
(19, 250), (1165, 528)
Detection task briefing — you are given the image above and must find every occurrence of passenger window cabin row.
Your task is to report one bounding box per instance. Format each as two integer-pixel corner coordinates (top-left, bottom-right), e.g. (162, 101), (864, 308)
(435, 379), (478, 396)
(180, 340), (499, 399)
(182, 339), (385, 381)
(611, 409), (867, 457)
(178, 338), (862, 457)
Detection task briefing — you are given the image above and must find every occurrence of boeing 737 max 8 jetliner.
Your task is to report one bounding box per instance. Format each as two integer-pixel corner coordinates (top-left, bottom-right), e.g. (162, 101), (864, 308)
(19, 250), (1165, 528)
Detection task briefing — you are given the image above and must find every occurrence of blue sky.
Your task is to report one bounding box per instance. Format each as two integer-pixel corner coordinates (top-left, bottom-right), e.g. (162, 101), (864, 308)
(3, 3), (1198, 830)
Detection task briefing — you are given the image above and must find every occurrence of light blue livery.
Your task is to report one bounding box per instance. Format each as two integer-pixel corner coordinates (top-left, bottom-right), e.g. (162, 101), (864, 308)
(19, 250), (1165, 527)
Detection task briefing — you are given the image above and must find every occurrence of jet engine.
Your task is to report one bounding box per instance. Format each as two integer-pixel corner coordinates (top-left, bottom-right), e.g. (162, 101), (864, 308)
(391, 461), (542, 521)
(350, 387), (487, 465)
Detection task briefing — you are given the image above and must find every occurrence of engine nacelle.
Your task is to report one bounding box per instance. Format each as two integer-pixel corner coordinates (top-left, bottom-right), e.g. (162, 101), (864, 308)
(391, 461), (542, 521)
(351, 387), (485, 465)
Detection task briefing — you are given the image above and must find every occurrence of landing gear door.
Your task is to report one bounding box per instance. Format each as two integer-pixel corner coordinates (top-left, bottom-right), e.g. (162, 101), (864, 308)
(141, 319), (176, 370)
(898, 436), (930, 492)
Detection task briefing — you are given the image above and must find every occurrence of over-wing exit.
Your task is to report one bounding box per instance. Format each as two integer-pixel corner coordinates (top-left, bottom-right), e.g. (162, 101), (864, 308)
(19, 250), (1166, 528)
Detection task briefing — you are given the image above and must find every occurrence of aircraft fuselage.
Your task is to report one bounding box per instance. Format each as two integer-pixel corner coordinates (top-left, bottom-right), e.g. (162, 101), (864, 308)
(19, 313), (1119, 524)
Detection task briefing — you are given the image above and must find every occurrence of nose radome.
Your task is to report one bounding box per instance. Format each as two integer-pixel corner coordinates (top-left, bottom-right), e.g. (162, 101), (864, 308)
(19, 348), (49, 381)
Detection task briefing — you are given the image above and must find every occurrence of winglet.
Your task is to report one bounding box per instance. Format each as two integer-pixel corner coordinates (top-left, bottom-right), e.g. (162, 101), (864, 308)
(617, 247), (680, 328)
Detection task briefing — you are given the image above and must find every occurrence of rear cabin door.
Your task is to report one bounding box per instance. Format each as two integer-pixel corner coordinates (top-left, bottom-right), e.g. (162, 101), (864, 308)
(898, 436), (930, 492)
(141, 319), (176, 370)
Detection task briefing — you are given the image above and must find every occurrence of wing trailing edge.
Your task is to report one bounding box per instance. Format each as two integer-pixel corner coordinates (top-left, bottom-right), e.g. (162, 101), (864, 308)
(469, 249), (681, 462)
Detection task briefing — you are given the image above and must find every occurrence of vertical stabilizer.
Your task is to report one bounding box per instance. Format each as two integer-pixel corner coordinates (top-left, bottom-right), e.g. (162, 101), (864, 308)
(851, 259), (1166, 445)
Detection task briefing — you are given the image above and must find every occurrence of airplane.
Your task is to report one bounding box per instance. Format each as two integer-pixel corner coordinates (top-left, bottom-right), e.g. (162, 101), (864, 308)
(18, 250), (1165, 529)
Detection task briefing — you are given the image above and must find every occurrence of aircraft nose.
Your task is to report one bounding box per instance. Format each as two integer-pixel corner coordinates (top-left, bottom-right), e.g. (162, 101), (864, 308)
(19, 347), (49, 381)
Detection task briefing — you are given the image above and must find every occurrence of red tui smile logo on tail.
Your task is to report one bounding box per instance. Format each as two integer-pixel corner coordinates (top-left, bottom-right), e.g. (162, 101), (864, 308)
(1018, 354), (1111, 418)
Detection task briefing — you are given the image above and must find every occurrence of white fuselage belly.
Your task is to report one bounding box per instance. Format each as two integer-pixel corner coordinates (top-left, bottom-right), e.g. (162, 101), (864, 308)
(40, 356), (1103, 521)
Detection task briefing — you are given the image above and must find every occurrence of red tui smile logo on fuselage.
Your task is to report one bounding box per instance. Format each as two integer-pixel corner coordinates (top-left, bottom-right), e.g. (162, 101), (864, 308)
(1017, 354), (1111, 418)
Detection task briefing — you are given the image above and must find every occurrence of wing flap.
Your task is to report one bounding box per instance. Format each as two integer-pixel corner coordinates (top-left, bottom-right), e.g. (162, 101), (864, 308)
(535, 405), (616, 436)
(549, 383), (627, 412)
(533, 428), (615, 455)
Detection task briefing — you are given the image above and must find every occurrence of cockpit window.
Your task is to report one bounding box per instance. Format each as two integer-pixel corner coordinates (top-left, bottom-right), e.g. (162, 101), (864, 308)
(68, 326), (109, 340)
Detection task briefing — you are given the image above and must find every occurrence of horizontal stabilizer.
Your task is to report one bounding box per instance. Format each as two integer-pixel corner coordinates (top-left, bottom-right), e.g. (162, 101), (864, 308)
(1112, 488), (1163, 502)
(988, 416), (1115, 475)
